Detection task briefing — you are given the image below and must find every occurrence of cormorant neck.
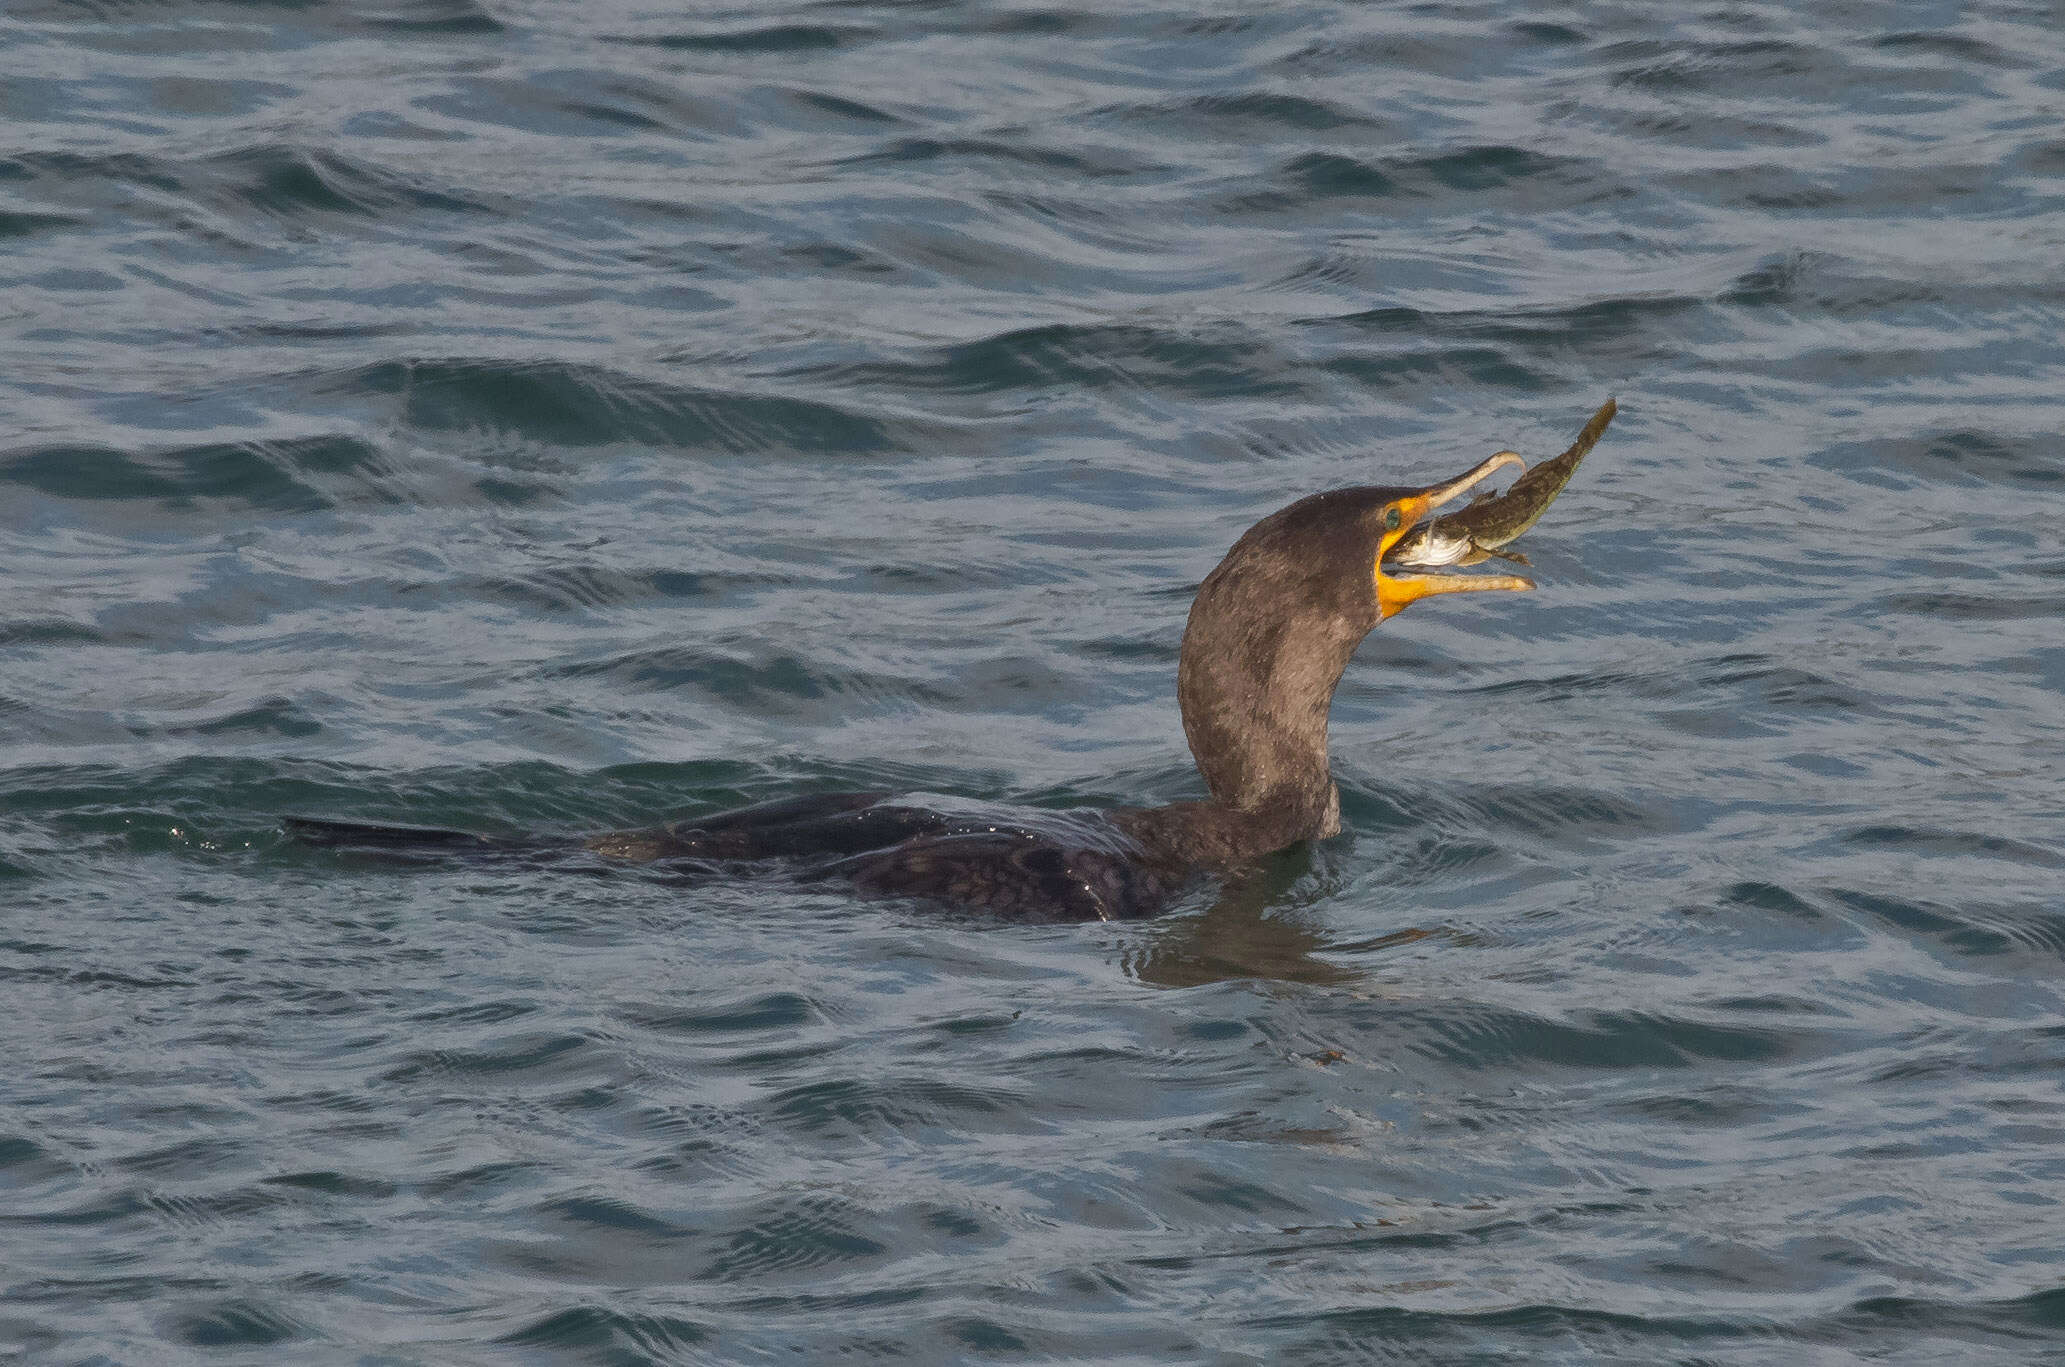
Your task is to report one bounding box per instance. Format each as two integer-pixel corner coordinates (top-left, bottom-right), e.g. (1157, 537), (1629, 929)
(1151, 496), (1384, 863)
(1170, 610), (1362, 854)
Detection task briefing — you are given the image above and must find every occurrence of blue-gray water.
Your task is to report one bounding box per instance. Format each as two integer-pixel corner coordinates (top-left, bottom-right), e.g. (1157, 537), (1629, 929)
(5, 2), (2065, 1362)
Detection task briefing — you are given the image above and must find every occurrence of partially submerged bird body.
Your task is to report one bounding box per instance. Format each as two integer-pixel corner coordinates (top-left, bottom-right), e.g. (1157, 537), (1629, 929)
(288, 399), (1617, 921)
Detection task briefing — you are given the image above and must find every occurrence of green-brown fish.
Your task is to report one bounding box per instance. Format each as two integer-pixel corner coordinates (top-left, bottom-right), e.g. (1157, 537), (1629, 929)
(1386, 398), (1617, 569)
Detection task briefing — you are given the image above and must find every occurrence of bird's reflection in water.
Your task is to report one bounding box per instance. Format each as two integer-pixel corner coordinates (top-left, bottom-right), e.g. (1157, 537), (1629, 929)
(1123, 848), (1363, 988)
(1122, 843), (1461, 988)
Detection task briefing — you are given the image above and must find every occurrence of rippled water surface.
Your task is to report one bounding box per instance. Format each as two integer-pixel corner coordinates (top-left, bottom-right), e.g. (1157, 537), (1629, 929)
(7, 1), (2065, 1361)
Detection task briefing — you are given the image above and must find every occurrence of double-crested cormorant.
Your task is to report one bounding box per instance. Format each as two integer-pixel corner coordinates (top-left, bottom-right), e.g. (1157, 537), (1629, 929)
(289, 400), (1617, 922)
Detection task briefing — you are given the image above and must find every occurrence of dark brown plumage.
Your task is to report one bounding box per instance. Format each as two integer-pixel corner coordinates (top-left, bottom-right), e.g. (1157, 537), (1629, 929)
(288, 403), (1613, 921)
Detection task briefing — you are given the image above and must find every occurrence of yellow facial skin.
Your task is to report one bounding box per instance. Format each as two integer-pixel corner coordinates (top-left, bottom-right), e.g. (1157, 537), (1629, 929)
(1373, 453), (1534, 619)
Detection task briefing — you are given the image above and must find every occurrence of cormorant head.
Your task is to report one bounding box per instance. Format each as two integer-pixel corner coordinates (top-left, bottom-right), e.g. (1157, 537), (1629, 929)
(1176, 451), (1537, 815)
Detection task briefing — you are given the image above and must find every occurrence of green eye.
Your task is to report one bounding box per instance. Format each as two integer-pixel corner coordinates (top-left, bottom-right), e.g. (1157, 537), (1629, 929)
(1382, 506), (1403, 532)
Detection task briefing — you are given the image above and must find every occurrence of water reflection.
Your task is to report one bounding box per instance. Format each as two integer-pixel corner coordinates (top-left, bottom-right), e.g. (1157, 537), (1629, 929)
(1124, 848), (1362, 988)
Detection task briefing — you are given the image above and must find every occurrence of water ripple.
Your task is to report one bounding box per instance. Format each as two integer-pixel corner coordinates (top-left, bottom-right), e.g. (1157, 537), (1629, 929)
(6, 0), (2065, 1360)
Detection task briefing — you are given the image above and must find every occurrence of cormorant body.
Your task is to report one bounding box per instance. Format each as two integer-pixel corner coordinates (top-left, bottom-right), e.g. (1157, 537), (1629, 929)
(288, 401), (1616, 921)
